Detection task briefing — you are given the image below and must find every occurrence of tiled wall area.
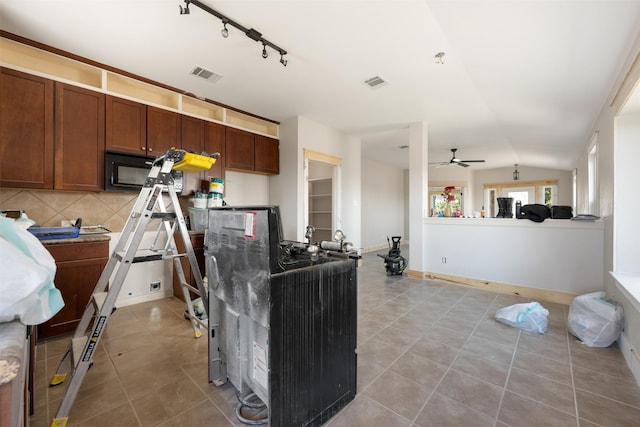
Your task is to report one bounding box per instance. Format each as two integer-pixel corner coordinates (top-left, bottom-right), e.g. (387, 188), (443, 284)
(0, 188), (189, 232)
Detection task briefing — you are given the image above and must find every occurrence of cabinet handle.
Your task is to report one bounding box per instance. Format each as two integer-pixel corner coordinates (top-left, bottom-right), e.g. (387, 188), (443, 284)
(141, 147), (145, 151)
(148, 148), (153, 152)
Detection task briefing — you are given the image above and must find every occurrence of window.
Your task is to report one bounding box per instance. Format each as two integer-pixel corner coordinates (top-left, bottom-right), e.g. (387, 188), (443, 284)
(587, 134), (598, 215)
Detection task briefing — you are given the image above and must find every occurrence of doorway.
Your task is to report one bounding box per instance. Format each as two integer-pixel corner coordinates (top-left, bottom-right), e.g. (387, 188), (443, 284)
(303, 149), (341, 244)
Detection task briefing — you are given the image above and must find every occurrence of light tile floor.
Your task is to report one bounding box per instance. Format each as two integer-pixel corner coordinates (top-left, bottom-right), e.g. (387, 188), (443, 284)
(30, 248), (640, 426)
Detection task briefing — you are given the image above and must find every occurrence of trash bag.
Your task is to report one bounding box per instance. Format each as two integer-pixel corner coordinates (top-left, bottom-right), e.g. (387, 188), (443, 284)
(567, 291), (623, 347)
(0, 216), (64, 324)
(495, 302), (549, 334)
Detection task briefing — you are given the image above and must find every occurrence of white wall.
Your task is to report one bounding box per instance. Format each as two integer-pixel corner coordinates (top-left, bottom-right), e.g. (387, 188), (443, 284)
(614, 112), (640, 275)
(361, 158), (406, 251)
(224, 171), (270, 206)
(425, 219), (604, 296)
(272, 116), (362, 247)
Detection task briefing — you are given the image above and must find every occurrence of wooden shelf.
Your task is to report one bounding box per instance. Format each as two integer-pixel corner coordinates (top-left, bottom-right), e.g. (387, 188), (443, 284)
(182, 96), (224, 121)
(0, 38), (102, 88)
(106, 72), (179, 109)
(1, 35), (278, 139)
(227, 110), (278, 138)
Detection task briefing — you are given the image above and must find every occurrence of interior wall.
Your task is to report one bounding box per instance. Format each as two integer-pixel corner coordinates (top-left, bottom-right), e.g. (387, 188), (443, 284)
(614, 112), (640, 274)
(269, 117), (298, 241)
(273, 116), (362, 247)
(224, 171), (269, 206)
(361, 158), (405, 252)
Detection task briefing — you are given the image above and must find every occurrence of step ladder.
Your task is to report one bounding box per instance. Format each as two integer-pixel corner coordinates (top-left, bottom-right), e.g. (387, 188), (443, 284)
(49, 149), (217, 427)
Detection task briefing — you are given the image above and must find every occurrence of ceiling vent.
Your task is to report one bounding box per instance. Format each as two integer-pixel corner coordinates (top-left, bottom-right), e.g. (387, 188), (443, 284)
(190, 66), (223, 83)
(363, 76), (387, 89)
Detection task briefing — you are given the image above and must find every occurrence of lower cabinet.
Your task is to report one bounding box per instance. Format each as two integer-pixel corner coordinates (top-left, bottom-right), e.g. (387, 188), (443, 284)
(172, 232), (205, 302)
(39, 240), (109, 341)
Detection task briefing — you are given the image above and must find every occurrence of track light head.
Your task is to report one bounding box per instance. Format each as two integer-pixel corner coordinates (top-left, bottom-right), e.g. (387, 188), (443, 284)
(221, 22), (229, 38)
(262, 44), (268, 59)
(179, 3), (190, 15)
(280, 53), (287, 67)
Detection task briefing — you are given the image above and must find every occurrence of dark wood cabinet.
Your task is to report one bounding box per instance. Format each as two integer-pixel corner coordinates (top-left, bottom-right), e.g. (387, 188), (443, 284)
(225, 127), (255, 171)
(0, 67), (54, 189)
(172, 233), (205, 302)
(205, 121), (226, 181)
(105, 95), (147, 155)
(147, 106), (180, 155)
(54, 82), (105, 191)
(181, 115), (205, 153)
(255, 134), (279, 174)
(39, 240), (109, 340)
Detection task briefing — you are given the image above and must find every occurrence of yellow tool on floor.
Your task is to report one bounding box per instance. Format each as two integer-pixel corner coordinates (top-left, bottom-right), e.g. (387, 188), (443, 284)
(49, 149), (217, 427)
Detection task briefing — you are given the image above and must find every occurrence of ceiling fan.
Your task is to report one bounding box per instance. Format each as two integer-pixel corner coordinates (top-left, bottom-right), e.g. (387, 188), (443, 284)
(429, 148), (485, 168)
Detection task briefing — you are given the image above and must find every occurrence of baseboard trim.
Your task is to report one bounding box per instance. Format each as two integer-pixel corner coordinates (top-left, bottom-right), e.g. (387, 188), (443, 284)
(406, 269), (424, 279)
(425, 272), (578, 305)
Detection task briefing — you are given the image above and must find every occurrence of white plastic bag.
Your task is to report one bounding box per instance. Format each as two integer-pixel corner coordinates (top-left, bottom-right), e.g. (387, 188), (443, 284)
(0, 216), (64, 324)
(495, 302), (549, 334)
(567, 291), (623, 347)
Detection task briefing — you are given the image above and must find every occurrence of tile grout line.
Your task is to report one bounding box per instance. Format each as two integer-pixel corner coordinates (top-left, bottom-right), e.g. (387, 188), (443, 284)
(566, 304), (581, 427)
(493, 329), (521, 427)
(409, 290), (499, 426)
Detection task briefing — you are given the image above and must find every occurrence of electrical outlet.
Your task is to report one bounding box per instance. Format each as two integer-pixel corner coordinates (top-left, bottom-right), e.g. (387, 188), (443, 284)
(150, 281), (161, 292)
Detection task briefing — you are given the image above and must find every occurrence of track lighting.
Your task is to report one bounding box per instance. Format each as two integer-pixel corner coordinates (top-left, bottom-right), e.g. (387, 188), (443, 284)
(513, 164), (520, 181)
(180, 0), (288, 67)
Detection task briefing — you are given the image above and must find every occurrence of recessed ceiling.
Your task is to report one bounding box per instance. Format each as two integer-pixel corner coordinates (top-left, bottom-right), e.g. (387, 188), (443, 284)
(2, 0), (639, 171)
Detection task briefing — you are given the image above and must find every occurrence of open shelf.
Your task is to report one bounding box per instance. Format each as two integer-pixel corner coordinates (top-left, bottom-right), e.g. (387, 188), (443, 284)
(0, 38), (102, 88)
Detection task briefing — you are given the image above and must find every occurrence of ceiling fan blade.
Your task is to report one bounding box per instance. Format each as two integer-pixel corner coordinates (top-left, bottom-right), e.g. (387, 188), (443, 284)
(457, 162), (470, 167)
(459, 159), (485, 163)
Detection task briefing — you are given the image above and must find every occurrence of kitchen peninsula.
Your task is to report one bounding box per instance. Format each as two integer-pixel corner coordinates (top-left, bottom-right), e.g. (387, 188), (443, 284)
(424, 217), (604, 304)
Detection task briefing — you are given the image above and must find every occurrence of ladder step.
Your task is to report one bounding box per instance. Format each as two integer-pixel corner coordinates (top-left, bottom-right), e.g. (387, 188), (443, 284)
(151, 212), (177, 220)
(92, 292), (108, 312)
(71, 337), (88, 367)
(115, 249), (185, 263)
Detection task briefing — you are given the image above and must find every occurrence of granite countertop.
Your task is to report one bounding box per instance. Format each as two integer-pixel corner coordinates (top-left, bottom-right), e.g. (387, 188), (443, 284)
(40, 234), (111, 245)
(0, 321), (26, 385)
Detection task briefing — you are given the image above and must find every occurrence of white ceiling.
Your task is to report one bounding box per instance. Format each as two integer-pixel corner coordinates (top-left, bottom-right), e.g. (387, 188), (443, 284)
(2, 1), (640, 170)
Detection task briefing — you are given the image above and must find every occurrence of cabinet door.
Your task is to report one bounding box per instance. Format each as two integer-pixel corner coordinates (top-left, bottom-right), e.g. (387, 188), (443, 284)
(105, 95), (147, 155)
(39, 241), (108, 340)
(225, 127), (255, 170)
(180, 115), (205, 193)
(0, 68), (54, 189)
(255, 135), (279, 174)
(205, 122), (225, 181)
(147, 106), (180, 155)
(54, 83), (105, 191)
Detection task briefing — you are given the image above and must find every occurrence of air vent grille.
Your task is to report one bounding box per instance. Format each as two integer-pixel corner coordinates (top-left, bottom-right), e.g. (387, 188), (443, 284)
(363, 76), (387, 88)
(190, 66), (223, 83)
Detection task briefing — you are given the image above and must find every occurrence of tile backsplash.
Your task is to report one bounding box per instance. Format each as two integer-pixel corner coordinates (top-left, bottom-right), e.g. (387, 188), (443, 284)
(0, 188), (190, 232)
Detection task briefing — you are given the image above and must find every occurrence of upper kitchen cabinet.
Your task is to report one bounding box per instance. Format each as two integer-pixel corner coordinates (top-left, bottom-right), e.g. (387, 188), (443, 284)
(147, 106), (180, 155)
(0, 67), (54, 189)
(205, 122), (225, 180)
(225, 127), (279, 175)
(225, 127), (255, 171)
(255, 135), (279, 175)
(105, 95), (147, 155)
(54, 82), (105, 191)
(106, 97), (180, 157)
(181, 115), (205, 154)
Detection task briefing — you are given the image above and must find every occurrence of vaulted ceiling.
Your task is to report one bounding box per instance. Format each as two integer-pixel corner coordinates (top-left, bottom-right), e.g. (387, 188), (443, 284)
(2, 1), (639, 170)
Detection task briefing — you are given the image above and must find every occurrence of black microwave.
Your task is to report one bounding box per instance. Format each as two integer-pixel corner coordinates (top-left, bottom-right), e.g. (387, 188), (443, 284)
(105, 151), (183, 193)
